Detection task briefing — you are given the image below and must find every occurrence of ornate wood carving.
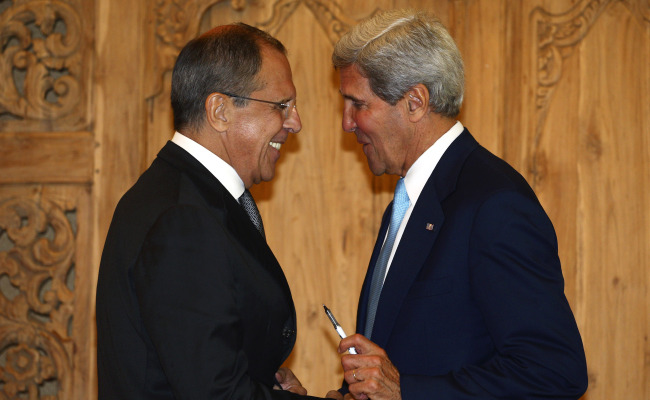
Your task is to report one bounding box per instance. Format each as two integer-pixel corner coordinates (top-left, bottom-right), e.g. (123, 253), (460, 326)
(146, 0), (249, 99)
(0, 194), (76, 398)
(0, 0), (89, 131)
(530, 0), (649, 185)
(258, 0), (366, 45)
(622, 0), (650, 23)
(145, 0), (370, 99)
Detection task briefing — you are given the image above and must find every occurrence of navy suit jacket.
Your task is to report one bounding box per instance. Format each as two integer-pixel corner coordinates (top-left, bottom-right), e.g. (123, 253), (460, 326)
(356, 130), (588, 399)
(96, 142), (319, 400)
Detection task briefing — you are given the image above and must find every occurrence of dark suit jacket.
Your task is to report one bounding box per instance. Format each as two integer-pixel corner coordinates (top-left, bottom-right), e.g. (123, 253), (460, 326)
(96, 142), (316, 400)
(356, 129), (588, 399)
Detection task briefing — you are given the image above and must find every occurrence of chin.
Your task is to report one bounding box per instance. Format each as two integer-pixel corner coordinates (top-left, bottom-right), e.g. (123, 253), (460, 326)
(261, 171), (276, 183)
(366, 162), (385, 176)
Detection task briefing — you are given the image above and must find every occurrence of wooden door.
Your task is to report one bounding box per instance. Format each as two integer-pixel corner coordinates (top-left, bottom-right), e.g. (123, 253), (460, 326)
(1, 0), (648, 399)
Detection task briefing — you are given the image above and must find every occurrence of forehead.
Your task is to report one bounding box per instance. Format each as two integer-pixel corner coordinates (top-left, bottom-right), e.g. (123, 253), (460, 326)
(255, 46), (295, 97)
(339, 65), (375, 100)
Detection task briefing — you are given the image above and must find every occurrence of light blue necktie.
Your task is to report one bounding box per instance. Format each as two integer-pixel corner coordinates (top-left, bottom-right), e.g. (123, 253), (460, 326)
(364, 178), (410, 338)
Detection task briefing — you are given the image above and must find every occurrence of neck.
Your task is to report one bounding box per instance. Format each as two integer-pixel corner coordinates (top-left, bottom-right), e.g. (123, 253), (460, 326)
(401, 114), (456, 176)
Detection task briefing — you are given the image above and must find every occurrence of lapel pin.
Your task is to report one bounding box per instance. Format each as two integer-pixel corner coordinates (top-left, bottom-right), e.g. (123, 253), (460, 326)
(425, 223), (434, 231)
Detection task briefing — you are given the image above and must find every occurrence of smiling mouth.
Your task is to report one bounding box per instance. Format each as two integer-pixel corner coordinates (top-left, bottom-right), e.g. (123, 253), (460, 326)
(269, 141), (282, 150)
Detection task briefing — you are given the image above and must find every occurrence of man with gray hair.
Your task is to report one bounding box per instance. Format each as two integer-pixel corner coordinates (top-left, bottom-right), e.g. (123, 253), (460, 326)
(331, 9), (588, 400)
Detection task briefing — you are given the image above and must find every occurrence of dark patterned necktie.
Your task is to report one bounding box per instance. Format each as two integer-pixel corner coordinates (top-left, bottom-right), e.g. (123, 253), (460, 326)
(238, 189), (265, 239)
(364, 178), (410, 338)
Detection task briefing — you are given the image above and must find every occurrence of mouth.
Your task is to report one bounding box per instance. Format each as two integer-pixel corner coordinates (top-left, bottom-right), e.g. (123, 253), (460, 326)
(355, 132), (369, 145)
(269, 141), (282, 150)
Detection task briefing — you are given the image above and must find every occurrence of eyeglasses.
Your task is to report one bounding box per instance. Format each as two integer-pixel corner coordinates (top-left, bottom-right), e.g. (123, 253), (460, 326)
(222, 92), (297, 119)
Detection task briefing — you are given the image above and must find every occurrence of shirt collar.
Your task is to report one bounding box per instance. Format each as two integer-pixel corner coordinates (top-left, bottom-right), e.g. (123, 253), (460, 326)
(171, 131), (245, 200)
(403, 121), (464, 205)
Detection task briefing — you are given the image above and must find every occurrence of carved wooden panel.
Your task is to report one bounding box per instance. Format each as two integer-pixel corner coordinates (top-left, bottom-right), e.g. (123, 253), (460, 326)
(0, 0), (92, 132)
(0, 185), (93, 399)
(0, 1), (95, 399)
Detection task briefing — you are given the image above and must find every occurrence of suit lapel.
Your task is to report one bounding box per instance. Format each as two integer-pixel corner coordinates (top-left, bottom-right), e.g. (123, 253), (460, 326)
(156, 141), (295, 305)
(356, 206), (391, 334)
(368, 130), (479, 347)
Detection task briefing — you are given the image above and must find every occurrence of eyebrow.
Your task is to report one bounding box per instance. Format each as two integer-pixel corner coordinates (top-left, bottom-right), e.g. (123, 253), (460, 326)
(274, 95), (294, 104)
(339, 91), (363, 103)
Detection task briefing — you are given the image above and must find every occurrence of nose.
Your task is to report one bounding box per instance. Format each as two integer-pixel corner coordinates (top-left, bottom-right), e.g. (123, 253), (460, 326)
(283, 105), (302, 134)
(341, 103), (356, 133)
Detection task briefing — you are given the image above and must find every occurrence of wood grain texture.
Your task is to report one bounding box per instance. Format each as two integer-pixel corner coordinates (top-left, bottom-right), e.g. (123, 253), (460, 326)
(0, 132), (94, 184)
(503, 1), (650, 399)
(1, 0), (649, 399)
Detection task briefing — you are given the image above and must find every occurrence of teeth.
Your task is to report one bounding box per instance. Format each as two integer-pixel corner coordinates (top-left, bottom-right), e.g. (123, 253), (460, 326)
(269, 142), (281, 150)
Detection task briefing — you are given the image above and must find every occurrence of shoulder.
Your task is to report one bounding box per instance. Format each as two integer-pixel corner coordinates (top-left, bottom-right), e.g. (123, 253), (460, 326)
(457, 145), (538, 203)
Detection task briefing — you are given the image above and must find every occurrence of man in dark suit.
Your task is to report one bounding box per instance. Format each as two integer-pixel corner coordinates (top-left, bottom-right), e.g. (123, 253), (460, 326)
(96, 23), (320, 399)
(331, 10), (588, 400)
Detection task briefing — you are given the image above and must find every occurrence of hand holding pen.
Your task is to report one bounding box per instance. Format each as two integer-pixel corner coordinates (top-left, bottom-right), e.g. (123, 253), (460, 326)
(323, 304), (358, 354)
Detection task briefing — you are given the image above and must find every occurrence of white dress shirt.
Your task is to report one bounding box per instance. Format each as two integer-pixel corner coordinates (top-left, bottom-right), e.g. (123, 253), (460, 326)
(381, 121), (465, 281)
(171, 132), (245, 201)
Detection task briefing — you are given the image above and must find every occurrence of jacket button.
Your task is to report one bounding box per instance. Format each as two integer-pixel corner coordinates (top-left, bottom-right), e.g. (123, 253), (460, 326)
(282, 328), (295, 340)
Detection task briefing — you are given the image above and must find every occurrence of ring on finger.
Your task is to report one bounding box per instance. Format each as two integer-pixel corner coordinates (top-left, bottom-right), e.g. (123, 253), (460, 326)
(353, 369), (358, 381)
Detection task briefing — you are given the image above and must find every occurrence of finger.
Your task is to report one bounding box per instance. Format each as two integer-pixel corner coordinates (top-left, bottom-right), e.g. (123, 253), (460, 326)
(347, 368), (360, 384)
(339, 334), (373, 354)
(325, 390), (343, 400)
(348, 363), (402, 400)
(347, 382), (369, 400)
(286, 385), (308, 395)
(344, 367), (368, 385)
(276, 368), (302, 387)
(341, 352), (384, 373)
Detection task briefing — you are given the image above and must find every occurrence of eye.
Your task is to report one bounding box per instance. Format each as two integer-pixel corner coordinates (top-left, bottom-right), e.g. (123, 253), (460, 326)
(345, 98), (364, 109)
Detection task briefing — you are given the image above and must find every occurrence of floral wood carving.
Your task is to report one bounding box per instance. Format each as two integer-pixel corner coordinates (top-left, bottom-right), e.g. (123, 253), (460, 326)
(146, 0), (369, 99)
(0, 195), (75, 398)
(529, 0), (649, 185)
(0, 0), (88, 131)
(146, 0), (251, 99)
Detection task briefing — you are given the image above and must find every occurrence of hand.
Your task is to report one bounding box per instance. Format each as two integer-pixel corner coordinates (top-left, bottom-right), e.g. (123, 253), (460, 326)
(325, 390), (344, 399)
(274, 367), (308, 395)
(325, 392), (354, 400)
(339, 334), (401, 400)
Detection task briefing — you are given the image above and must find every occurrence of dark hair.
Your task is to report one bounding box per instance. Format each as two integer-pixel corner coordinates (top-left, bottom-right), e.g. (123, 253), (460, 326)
(171, 23), (286, 132)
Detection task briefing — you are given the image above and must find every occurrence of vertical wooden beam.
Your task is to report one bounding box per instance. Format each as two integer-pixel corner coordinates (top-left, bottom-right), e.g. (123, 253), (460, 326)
(92, 0), (147, 394)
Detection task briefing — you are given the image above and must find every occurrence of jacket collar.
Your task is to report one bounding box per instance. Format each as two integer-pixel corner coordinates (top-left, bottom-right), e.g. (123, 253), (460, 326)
(157, 141), (296, 313)
(360, 129), (479, 346)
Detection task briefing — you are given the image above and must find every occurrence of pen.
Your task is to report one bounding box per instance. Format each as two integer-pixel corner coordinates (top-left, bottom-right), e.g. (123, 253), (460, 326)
(323, 304), (357, 354)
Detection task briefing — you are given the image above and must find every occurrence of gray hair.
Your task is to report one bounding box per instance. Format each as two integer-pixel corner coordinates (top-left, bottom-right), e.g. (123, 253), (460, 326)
(332, 9), (464, 117)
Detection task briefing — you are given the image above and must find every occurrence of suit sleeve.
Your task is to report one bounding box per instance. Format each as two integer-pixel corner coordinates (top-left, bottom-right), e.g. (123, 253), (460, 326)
(401, 190), (588, 400)
(134, 205), (315, 400)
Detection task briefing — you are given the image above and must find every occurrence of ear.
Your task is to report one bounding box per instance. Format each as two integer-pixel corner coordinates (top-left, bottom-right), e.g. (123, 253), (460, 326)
(405, 84), (429, 122)
(205, 93), (229, 131)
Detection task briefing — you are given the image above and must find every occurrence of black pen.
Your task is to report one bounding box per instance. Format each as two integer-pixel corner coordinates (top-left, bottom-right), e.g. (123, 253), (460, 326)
(323, 304), (358, 354)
